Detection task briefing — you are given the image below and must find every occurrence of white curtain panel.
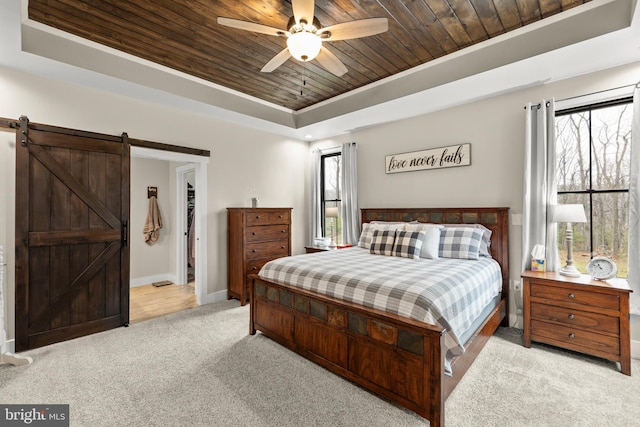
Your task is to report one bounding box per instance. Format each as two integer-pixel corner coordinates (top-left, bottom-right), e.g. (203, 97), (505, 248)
(309, 149), (322, 244)
(522, 100), (560, 273)
(629, 88), (640, 314)
(340, 142), (361, 245)
(0, 245), (6, 354)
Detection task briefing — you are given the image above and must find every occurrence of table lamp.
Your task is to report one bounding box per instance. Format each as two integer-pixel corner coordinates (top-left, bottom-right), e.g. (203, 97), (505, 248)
(325, 207), (339, 249)
(551, 204), (587, 277)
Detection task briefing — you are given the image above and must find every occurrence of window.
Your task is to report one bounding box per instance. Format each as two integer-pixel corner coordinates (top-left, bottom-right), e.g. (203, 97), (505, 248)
(320, 152), (342, 244)
(555, 98), (632, 277)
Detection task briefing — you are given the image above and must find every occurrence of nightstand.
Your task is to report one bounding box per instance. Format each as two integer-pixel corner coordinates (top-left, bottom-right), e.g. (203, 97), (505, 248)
(522, 270), (632, 375)
(305, 244), (352, 254)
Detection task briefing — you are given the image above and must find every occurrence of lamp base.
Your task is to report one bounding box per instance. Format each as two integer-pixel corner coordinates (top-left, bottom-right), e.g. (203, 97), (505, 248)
(559, 265), (581, 277)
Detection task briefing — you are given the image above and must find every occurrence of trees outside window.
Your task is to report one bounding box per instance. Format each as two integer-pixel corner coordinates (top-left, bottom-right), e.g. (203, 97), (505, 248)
(321, 153), (342, 244)
(555, 98), (631, 277)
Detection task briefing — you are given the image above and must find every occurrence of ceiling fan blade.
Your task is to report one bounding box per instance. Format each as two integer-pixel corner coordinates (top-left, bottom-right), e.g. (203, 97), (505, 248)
(261, 48), (292, 73)
(217, 17), (287, 37)
(292, 0), (315, 25)
(319, 18), (388, 41)
(315, 46), (348, 77)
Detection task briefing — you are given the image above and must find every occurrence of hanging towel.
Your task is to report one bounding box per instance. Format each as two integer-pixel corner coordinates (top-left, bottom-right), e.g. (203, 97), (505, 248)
(144, 196), (163, 245)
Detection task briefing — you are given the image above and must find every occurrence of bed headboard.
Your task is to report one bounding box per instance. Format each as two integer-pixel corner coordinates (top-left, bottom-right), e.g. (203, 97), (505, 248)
(361, 207), (510, 304)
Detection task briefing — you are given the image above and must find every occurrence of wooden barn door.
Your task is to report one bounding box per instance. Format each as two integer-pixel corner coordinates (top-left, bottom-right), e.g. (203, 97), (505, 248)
(14, 117), (130, 351)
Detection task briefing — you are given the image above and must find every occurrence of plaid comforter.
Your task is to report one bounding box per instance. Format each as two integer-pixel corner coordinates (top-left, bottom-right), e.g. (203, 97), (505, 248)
(259, 246), (502, 375)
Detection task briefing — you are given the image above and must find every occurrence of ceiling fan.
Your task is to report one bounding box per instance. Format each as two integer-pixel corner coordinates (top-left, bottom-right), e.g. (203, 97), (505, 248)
(217, 0), (388, 77)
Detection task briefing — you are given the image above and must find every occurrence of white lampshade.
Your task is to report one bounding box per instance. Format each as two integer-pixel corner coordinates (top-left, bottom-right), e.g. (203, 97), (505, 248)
(287, 31), (322, 61)
(325, 206), (339, 218)
(551, 204), (587, 223)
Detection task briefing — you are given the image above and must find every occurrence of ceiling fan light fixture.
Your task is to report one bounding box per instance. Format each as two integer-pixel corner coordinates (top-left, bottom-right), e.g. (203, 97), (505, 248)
(287, 31), (322, 62)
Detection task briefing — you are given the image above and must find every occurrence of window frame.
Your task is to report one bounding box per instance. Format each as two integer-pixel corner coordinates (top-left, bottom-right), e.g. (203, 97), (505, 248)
(320, 151), (341, 241)
(555, 96), (632, 268)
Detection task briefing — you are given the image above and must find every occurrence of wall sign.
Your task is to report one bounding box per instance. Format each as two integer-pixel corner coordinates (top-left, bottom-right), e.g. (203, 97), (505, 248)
(385, 143), (471, 174)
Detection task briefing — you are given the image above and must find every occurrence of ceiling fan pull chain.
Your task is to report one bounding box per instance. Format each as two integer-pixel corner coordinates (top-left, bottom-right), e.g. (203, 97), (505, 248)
(300, 63), (306, 96)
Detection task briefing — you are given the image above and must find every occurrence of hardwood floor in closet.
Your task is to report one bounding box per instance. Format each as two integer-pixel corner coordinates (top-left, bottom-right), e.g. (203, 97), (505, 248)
(130, 282), (197, 324)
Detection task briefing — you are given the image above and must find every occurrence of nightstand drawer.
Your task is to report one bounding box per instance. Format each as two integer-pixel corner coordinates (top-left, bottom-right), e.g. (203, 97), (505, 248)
(530, 283), (619, 311)
(530, 319), (620, 356)
(530, 303), (619, 335)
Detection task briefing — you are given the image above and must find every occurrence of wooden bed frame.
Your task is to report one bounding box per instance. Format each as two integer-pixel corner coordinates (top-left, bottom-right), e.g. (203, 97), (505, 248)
(249, 207), (509, 427)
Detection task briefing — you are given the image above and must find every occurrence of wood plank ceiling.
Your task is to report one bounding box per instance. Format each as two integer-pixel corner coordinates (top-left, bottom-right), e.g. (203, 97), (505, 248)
(28, 0), (591, 111)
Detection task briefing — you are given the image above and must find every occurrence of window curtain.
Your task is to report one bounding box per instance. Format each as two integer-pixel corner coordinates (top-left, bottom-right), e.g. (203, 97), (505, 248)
(629, 87), (640, 314)
(522, 100), (560, 273)
(340, 142), (360, 245)
(309, 149), (322, 244)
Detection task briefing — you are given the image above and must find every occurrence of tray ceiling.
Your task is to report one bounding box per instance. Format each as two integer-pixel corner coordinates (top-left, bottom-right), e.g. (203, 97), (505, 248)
(28, 0), (593, 112)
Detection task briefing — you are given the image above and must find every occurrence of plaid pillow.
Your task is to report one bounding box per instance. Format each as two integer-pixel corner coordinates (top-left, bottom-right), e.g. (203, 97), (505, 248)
(439, 227), (484, 260)
(358, 222), (405, 249)
(369, 229), (396, 256)
(441, 224), (492, 257)
(392, 230), (424, 259)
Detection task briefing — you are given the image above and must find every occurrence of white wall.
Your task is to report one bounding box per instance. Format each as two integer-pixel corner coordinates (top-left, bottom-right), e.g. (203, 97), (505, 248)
(2, 58), (638, 351)
(0, 129), (16, 348)
(312, 60), (640, 343)
(0, 65), (309, 344)
(130, 157), (173, 286)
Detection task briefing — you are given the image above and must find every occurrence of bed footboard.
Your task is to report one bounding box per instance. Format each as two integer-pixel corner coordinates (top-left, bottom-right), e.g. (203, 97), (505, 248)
(250, 276), (446, 426)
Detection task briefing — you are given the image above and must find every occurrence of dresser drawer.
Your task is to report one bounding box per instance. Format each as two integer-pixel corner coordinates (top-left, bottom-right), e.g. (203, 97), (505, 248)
(245, 240), (289, 260)
(530, 283), (619, 311)
(246, 258), (270, 276)
(245, 225), (290, 242)
(530, 319), (620, 356)
(268, 211), (290, 225)
(530, 303), (619, 336)
(246, 211), (290, 226)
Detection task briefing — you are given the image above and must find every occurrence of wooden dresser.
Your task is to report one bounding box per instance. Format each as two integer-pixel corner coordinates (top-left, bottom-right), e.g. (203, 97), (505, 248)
(227, 208), (292, 305)
(522, 270), (632, 375)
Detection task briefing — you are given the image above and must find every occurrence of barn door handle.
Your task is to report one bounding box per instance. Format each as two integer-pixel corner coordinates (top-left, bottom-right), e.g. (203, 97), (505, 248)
(122, 221), (128, 247)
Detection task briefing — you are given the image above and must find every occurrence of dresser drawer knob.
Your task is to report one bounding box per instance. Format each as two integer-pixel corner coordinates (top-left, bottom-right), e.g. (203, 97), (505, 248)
(281, 245), (286, 249)
(252, 232), (257, 235)
(281, 230), (285, 233)
(569, 333), (575, 339)
(255, 215), (260, 219)
(568, 314), (575, 320)
(252, 266), (258, 270)
(252, 249), (257, 253)
(568, 293), (575, 299)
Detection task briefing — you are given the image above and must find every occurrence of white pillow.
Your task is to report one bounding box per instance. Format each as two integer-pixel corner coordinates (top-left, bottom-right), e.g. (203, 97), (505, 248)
(358, 222), (406, 249)
(404, 223), (442, 259)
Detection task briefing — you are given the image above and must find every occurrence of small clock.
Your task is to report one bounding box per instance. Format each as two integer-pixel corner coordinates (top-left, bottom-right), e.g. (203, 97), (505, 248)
(586, 256), (618, 280)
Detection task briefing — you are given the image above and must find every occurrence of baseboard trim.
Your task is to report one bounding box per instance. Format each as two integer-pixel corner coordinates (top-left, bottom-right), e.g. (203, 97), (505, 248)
(3, 338), (15, 354)
(199, 289), (228, 305)
(130, 274), (176, 288)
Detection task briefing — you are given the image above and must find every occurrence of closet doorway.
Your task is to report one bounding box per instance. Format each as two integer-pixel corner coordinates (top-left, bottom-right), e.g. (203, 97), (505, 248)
(176, 164), (197, 289)
(130, 147), (208, 306)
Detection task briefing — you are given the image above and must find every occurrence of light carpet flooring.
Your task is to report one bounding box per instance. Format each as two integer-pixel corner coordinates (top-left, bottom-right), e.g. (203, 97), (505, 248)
(1, 300), (638, 426)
